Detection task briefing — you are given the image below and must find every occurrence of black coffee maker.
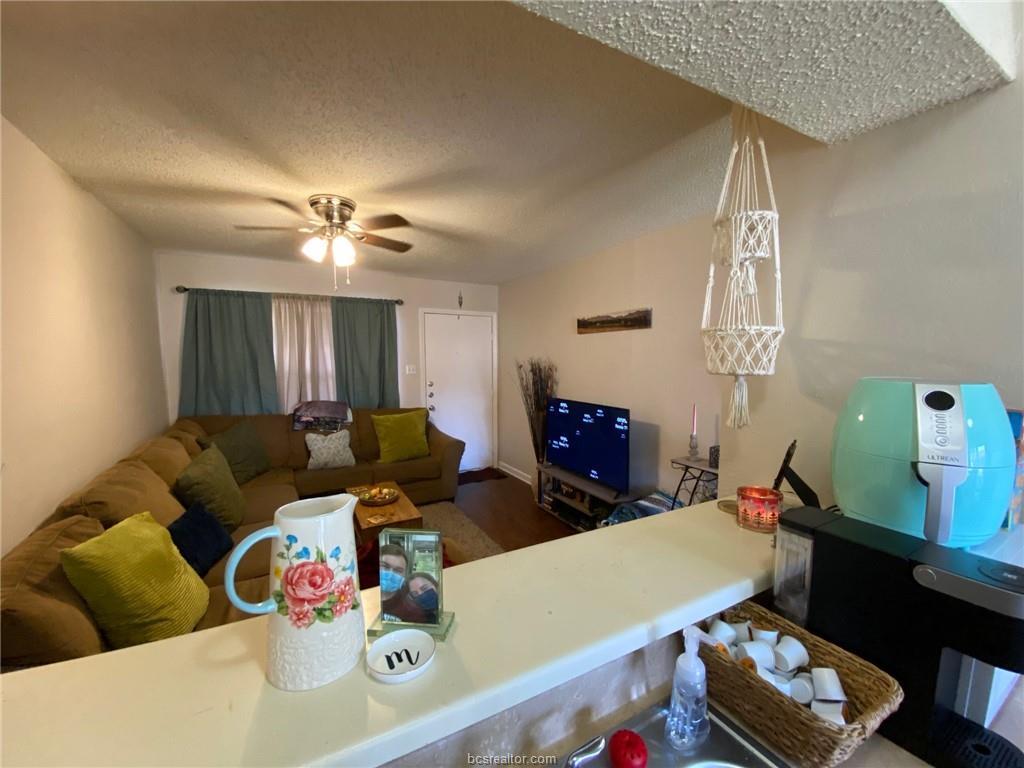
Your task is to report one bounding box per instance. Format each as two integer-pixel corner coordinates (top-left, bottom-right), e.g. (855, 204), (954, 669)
(775, 506), (1024, 768)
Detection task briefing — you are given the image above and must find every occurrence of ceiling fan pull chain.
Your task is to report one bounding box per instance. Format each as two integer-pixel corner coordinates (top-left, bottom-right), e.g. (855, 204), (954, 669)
(346, 266), (351, 286)
(333, 263), (339, 292)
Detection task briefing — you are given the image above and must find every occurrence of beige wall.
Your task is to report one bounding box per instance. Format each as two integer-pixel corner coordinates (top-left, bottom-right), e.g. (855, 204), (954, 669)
(499, 76), (1023, 502)
(497, 217), (723, 493)
(1, 119), (169, 553)
(717, 72), (1024, 502)
(154, 250), (499, 421)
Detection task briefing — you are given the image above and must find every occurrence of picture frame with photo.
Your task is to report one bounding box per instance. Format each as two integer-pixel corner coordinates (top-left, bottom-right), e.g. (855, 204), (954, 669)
(367, 528), (455, 639)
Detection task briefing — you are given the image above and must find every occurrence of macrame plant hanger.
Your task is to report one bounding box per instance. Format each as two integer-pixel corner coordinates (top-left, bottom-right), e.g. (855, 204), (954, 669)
(701, 105), (784, 428)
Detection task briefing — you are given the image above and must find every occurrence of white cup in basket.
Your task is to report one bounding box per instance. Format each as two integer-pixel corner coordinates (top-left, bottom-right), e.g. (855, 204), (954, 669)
(811, 699), (847, 726)
(812, 667), (847, 702)
(737, 640), (775, 670)
(790, 673), (814, 704)
(728, 620), (752, 643)
(708, 619), (738, 647)
(774, 635), (810, 672)
(751, 627), (780, 646)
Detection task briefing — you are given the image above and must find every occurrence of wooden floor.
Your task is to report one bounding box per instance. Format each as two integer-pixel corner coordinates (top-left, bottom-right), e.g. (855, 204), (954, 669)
(454, 474), (575, 552)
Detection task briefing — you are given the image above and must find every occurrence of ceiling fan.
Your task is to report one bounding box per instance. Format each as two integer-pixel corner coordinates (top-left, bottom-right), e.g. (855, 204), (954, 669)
(235, 194), (412, 283)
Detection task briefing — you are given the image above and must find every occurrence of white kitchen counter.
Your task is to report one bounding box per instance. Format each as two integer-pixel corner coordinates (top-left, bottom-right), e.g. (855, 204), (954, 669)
(0, 499), (774, 767)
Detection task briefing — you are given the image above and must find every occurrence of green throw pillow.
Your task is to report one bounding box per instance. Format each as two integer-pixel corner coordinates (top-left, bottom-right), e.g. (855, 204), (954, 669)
(173, 445), (246, 531)
(60, 512), (210, 649)
(372, 409), (430, 463)
(198, 421), (270, 485)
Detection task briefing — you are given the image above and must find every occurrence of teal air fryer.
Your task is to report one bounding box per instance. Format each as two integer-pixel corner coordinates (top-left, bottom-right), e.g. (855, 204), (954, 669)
(832, 378), (1015, 548)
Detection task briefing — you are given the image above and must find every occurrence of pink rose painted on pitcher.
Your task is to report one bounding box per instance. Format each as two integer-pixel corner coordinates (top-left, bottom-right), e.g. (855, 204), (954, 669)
(271, 536), (360, 629)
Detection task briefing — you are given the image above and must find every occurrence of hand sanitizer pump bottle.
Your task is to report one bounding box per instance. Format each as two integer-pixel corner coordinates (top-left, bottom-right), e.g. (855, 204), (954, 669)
(665, 625), (711, 751)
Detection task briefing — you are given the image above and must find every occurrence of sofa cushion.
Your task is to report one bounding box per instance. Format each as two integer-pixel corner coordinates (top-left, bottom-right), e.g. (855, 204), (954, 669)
(372, 409), (430, 463)
(167, 502), (233, 578)
(131, 436), (192, 487)
(241, 483), (299, 526)
(203, 521), (277, 587)
(293, 465), (373, 498)
(371, 456), (442, 485)
(196, 577), (269, 631)
(56, 459), (185, 529)
(170, 419), (207, 439)
(305, 430), (356, 470)
(188, 415), (293, 468)
(165, 428), (203, 458)
(198, 421), (271, 485)
(173, 446), (246, 532)
(1, 516), (106, 668)
(60, 512), (210, 649)
(242, 467), (295, 489)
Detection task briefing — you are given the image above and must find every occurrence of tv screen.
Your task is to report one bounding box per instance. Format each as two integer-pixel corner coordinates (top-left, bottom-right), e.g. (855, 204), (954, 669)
(545, 398), (630, 493)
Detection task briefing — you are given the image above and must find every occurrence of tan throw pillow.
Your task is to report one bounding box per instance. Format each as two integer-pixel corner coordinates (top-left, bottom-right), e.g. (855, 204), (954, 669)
(1, 516), (106, 668)
(305, 430), (356, 470)
(165, 428), (202, 458)
(131, 437), (191, 487)
(56, 459), (185, 529)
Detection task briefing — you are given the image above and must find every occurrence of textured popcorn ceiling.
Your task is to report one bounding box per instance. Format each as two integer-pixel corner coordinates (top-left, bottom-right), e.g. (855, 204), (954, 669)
(0, 1), (729, 284)
(519, 0), (1014, 143)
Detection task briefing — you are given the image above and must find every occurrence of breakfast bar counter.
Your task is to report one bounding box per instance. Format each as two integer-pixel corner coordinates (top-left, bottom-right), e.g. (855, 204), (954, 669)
(0, 499), (774, 767)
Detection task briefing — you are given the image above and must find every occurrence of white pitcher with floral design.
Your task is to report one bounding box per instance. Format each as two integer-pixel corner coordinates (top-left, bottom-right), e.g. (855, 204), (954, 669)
(225, 493), (364, 691)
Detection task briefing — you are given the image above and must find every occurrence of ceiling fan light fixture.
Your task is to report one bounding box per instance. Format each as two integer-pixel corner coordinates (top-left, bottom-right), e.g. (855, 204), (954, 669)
(332, 234), (356, 267)
(301, 236), (328, 263)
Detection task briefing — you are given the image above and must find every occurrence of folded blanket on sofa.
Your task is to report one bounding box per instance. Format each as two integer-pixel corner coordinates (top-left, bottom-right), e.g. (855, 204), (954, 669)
(291, 400), (352, 431)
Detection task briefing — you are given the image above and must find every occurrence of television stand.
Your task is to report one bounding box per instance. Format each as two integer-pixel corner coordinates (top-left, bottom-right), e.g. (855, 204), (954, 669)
(536, 463), (643, 533)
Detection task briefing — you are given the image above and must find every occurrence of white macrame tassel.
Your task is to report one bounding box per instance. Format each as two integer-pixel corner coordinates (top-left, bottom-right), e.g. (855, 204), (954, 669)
(727, 375), (750, 429)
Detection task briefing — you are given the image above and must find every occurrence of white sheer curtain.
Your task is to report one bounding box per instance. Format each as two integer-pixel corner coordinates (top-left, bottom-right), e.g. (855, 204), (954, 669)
(272, 294), (336, 413)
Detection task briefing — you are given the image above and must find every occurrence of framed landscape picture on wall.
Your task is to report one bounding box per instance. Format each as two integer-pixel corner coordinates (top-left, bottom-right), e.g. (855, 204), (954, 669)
(577, 308), (652, 334)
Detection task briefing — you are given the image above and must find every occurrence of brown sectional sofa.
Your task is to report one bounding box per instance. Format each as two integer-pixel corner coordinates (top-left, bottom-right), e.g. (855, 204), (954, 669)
(1, 408), (464, 670)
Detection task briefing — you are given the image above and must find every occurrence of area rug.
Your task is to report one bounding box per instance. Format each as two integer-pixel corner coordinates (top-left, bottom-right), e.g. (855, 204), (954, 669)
(457, 467), (507, 485)
(419, 501), (504, 564)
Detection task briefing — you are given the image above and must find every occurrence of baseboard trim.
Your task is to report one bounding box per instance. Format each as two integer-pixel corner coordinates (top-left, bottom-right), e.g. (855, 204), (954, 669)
(497, 461), (532, 485)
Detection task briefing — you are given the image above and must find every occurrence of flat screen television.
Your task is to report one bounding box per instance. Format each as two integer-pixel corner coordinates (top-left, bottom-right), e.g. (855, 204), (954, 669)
(544, 397), (630, 493)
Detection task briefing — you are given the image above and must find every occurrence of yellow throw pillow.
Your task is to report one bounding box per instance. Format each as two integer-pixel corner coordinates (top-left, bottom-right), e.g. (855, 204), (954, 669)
(371, 409), (430, 463)
(60, 512), (209, 649)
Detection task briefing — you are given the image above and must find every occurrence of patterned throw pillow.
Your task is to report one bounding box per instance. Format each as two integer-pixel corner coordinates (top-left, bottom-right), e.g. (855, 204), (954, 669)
(305, 430), (356, 470)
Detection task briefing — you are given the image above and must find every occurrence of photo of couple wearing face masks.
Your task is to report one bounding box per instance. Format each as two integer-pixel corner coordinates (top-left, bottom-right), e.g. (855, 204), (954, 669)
(379, 535), (441, 625)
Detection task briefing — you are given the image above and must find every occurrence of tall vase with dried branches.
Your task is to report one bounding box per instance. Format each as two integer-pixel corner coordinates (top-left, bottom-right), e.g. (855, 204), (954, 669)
(516, 358), (558, 463)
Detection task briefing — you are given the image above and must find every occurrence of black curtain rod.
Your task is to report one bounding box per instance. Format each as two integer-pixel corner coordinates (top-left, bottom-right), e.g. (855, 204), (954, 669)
(174, 285), (403, 305)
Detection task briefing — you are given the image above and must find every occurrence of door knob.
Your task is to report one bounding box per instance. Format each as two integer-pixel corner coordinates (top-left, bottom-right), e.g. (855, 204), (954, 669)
(428, 405), (436, 411)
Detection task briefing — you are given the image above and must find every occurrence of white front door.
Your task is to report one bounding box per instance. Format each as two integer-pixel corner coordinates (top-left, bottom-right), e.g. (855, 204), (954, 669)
(422, 311), (495, 471)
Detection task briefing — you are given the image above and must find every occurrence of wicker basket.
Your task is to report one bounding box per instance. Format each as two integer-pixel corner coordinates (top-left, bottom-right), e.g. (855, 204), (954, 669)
(700, 601), (904, 767)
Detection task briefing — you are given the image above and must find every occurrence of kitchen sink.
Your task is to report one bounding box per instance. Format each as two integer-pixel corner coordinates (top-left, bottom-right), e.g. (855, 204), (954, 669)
(561, 699), (787, 768)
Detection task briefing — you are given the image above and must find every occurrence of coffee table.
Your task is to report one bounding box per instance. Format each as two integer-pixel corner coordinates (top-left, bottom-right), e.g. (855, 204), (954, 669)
(348, 480), (423, 544)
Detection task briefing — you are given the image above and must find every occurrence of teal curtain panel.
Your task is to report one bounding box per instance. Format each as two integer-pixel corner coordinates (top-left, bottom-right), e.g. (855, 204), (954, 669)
(331, 297), (399, 409)
(178, 289), (279, 416)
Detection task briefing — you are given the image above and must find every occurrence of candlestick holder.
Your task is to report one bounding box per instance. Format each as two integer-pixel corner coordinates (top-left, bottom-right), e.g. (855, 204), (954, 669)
(688, 432), (700, 459)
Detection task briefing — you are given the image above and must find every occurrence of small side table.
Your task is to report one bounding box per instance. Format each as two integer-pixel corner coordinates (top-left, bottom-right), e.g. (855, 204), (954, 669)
(670, 457), (720, 508)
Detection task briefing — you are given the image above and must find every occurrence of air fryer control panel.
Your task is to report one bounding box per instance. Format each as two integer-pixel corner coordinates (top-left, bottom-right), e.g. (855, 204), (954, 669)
(914, 383), (967, 466)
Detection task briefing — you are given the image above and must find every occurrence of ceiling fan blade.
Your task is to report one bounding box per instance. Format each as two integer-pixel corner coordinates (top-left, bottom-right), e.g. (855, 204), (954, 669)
(266, 198), (308, 218)
(357, 214), (410, 231)
(360, 232), (412, 253)
(234, 225), (298, 231)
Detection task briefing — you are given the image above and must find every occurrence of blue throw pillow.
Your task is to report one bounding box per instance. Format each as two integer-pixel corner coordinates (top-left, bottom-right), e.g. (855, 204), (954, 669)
(167, 502), (233, 577)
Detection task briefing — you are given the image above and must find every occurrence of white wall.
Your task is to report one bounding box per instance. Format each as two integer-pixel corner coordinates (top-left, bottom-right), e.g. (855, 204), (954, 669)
(498, 71), (1023, 502)
(1, 119), (169, 553)
(154, 250), (499, 421)
(497, 217), (723, 493)
(718, 70), (1024, 501)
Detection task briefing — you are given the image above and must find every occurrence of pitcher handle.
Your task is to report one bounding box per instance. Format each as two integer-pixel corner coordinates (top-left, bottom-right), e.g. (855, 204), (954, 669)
(225, 525), (281, 614)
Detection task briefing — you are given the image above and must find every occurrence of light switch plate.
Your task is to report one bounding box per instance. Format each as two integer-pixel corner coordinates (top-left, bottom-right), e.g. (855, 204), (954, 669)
(405, 365), (417, 375)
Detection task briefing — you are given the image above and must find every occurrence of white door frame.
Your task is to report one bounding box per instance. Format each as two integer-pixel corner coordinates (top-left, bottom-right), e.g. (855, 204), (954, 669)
(418, 308), (499, 469)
